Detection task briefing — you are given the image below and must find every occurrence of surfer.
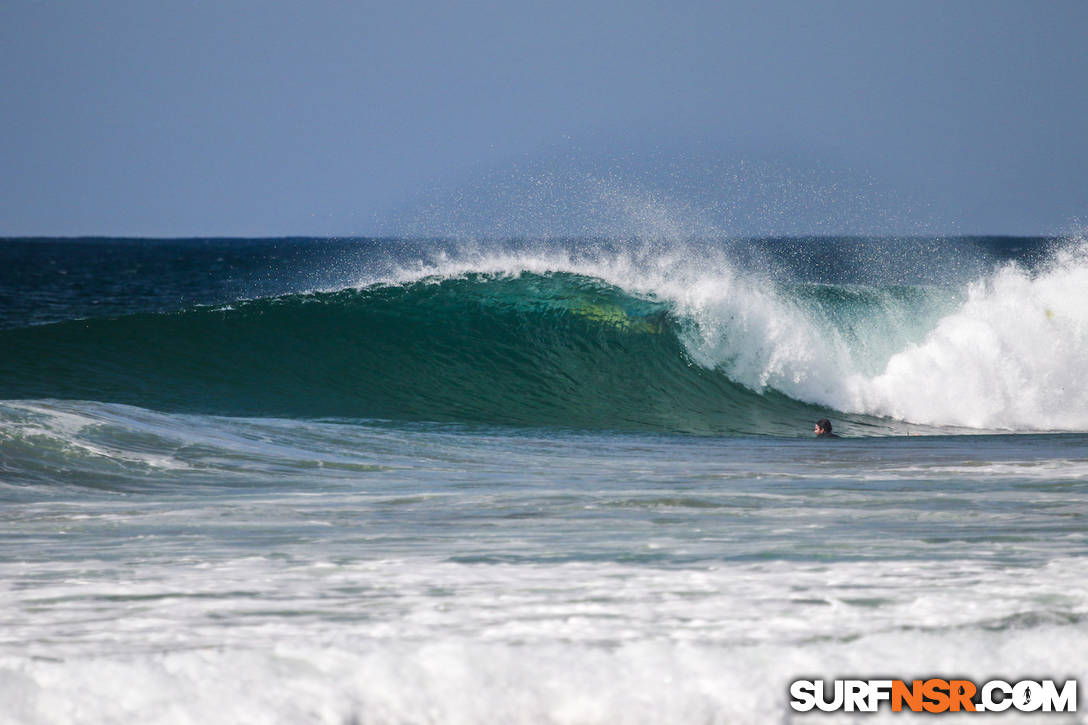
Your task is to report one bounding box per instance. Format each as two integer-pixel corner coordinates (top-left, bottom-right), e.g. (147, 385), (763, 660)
(814, 418), (840, 438)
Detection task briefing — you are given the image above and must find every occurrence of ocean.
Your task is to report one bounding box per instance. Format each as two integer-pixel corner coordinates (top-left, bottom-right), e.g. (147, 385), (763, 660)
(1, 236), (1086, 723)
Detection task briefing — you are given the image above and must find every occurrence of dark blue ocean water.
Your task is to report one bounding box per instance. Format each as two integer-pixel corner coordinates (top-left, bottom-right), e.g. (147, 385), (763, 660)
(1, 237), (1086, 724)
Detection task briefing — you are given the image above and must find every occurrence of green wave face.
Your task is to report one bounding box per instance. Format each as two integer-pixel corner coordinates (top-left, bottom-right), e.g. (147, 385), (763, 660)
(0, 272), (839, 435)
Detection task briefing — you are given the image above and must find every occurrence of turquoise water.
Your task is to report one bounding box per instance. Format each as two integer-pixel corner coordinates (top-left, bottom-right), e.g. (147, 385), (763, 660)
(1, 237), (1086, 723)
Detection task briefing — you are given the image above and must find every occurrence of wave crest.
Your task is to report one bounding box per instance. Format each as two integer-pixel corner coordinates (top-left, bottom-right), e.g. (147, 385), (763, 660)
(4, 239), (1086, 434)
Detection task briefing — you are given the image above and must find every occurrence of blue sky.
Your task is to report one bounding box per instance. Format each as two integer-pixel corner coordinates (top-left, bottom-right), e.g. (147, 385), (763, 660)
(2, 0), (1086, 237)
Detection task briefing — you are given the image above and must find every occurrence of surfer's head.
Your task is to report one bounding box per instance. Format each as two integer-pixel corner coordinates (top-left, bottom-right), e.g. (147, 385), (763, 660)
(814, 418), (833, 436)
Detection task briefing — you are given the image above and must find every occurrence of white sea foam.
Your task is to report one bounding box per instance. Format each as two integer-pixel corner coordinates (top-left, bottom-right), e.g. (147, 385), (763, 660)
(0, 401), (193, 472)
(2, 556), (1086, 724)
(365, 238), (1088, 432)
(6, 633), (1085, 724)
(843, 244), (1088, 429)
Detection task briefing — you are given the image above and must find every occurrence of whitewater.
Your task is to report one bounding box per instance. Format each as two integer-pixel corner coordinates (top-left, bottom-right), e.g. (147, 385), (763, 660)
(1, 236), (1087, 724)
(367, 237), (1088, 431)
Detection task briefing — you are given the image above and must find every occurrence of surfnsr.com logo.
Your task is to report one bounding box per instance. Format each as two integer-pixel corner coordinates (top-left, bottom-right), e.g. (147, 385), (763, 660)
(789, 679), (1077, 713)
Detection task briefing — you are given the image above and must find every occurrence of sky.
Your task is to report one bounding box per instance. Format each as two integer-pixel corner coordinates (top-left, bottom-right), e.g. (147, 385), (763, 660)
(2, 0), (1087, 238)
